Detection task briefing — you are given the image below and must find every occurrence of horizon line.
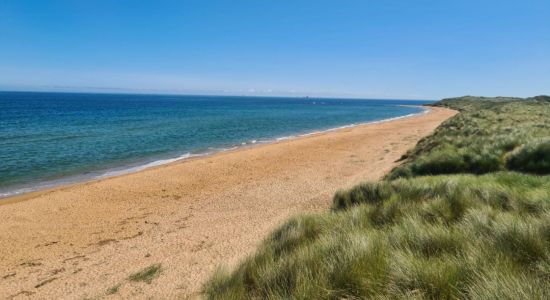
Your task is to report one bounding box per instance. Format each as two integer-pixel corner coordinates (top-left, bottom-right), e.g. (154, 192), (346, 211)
(0, 88), (436, 102)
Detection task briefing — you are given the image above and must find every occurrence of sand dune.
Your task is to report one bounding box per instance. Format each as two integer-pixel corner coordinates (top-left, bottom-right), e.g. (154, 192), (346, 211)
(0, 107), (456, 299)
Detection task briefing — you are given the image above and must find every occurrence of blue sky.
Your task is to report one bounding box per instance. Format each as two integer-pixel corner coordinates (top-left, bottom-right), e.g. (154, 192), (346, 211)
(0, 1), (549, 99)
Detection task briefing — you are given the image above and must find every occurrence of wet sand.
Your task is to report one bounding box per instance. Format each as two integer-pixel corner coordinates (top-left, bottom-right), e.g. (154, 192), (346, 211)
(0, 107), (456, 299)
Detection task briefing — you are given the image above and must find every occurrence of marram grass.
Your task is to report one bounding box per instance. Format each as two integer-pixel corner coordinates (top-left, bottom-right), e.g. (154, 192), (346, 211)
(389, 96), (550, 179)
(204, 96), (550, 299)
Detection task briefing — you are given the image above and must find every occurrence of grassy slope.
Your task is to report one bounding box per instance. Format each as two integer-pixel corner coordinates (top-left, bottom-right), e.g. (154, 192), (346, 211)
(389, 95), (550, 178)
(204, 96), (550, 299)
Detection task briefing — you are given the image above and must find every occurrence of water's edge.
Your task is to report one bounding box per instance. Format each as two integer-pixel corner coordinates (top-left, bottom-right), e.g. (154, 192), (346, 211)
(0, 106), (429, 199)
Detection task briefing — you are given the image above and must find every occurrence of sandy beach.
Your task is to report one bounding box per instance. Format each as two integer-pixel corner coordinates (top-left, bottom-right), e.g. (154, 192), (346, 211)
(0, 107), (455, 299)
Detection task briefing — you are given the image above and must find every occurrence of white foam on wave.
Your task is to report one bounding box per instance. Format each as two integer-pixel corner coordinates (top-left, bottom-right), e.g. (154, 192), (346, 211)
(100, 152), (205, 178)
(276, 135), (295, 141)
(0, 152), (211, 199)
(279, 106), (430, 141)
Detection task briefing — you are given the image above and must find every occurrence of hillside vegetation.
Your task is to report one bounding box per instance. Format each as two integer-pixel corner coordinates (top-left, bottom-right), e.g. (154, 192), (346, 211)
(204, 96), (550, 299)
(389, 95), (550, 178)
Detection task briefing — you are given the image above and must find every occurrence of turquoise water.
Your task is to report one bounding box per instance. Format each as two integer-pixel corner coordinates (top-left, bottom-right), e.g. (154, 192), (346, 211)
(0, 91), (430, 197)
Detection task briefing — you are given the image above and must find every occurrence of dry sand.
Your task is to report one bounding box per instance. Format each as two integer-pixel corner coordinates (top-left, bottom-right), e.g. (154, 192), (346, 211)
(0, 107), (456, 299)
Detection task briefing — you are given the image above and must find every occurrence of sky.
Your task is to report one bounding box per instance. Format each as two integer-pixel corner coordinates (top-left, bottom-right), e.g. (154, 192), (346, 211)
(0, 1), (549, 100)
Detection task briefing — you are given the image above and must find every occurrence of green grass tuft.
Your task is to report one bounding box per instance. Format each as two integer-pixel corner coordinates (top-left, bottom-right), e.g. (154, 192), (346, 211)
(128, 264), (162, 284)
(106, 283), (121, 295)
(506, 139), (550, 174)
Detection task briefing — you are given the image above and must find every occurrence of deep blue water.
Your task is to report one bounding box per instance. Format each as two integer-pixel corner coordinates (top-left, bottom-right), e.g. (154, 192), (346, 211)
(0, 91), (431, 197)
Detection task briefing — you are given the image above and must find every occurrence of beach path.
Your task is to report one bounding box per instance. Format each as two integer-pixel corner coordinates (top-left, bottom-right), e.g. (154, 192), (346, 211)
(0, 107), (456, 299)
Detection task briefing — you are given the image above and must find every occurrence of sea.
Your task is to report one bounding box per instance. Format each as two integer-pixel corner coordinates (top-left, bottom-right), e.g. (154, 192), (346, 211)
(0, 91), (432, 198)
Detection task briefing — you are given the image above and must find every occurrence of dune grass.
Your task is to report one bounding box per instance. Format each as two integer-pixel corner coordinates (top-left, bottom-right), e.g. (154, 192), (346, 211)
(204, 96), (550, 299)
(388, 96), (550, 179)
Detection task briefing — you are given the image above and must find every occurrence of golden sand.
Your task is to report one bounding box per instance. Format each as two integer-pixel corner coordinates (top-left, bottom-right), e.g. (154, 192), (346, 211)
(0, 107), (456, 299)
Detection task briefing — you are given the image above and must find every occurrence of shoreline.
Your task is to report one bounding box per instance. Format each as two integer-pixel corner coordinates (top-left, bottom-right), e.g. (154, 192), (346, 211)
(0, 105), (429, 202)
(0, 106), (455, 299)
